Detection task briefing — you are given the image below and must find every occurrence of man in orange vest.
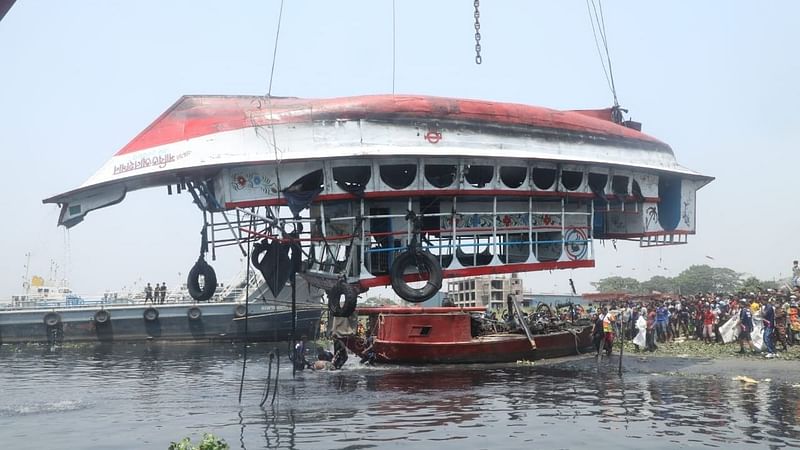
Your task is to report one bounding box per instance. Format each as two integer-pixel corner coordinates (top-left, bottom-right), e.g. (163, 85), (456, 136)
(600, 307), (615, 356)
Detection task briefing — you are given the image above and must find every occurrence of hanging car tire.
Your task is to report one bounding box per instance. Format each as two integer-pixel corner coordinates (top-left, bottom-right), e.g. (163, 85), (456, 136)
(327, 285), (357, 317)
(43, 312), (61, 327)
(250, 239), (269, 271)
(187, 306), (202, 321)
(390, 249), (443, 303)
(187, 259), (217, 301)
(94, 310), (110, 324)
(143, 307), (159, 322)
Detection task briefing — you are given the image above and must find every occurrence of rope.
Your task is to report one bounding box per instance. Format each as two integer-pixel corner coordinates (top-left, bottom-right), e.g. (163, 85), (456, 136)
(272, 348), (280, 404)
(267, 0), (285, 97)
(392, 0), (396, 95)
(260, 352), (274, 407)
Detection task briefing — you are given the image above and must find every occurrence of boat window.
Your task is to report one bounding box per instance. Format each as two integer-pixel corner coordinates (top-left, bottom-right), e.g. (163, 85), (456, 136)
(533, 232), (563, 262)
(332, 166), (371, 193)
(632, 180), (643, 199)
(612, 176), (629, 195)
(500, 166), (527, 189)
(658, 177), (682, 231)
(561, 170), (583, 191)
(286, 169), (324, 192)
(425, 164), (457, 188)
(532, 167), (556, 190)
(456, 236), (493, 267)
(588, 173), (607, 196)
(498, 233), (529, 264)
(409, 325), (432, 337)
(379, 164), (417, 190)
(464, 165), (494, 188)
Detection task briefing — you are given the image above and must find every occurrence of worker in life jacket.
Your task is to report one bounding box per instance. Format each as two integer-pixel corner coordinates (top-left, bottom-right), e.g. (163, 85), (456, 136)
(601, 308), (615, 356)
(788, 298), (800, 344)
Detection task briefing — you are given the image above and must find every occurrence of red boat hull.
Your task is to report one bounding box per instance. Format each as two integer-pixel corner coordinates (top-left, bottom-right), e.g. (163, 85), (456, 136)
(340, 309), (593, 364)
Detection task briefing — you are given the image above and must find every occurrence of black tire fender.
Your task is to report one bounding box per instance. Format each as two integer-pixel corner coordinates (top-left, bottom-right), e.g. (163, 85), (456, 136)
(187, 259), (217, 301)
(43, 312), (61, 327)
(390, 249), (443, 303)
(187, 306), (202, 321)
(94, 310), (110, 324)
(143, 307), (159, 322)
(233, 305), (247, 318)
(327, 285), (357, 317)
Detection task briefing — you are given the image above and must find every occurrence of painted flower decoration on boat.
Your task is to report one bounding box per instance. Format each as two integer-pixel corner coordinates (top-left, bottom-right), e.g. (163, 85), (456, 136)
(231, 173), (278, 194)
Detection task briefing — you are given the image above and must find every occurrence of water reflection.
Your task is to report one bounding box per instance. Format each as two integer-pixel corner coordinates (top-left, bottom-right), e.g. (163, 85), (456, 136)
(1, 344), (800, 449)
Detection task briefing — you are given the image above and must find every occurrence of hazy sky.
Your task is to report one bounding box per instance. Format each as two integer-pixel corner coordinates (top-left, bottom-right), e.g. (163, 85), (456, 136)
(1, 1), (798, 300)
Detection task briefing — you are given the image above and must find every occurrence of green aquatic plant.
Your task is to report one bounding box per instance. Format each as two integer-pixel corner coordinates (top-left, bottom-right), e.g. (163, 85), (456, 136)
(168, 433), (229, 450)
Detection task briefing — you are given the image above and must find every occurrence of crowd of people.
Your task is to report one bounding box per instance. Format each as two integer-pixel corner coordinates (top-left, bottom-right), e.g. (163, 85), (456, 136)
(589, 283), (800, 359)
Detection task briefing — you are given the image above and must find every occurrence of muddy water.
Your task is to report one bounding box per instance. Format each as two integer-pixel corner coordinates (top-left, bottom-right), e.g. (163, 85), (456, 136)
(1, 343), (798, 449)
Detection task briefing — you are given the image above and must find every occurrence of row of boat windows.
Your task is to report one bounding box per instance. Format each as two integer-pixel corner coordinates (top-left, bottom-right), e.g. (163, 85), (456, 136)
(289, 165), (639, 195)
(364, 232), (568, 276)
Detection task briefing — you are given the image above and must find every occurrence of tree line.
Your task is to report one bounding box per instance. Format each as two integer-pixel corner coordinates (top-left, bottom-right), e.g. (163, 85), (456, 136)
(591, 264), (782, 295)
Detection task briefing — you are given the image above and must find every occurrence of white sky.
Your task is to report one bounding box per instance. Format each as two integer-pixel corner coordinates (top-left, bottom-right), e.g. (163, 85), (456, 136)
(1, 1), (798, 300)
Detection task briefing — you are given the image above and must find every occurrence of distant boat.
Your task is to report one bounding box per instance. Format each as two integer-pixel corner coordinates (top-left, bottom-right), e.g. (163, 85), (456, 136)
(338, 306), (593, 364)
(0, 272), (323, 345)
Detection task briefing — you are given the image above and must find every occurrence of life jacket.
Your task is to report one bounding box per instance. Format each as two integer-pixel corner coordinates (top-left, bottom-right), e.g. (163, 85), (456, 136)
(789, 307), (800, 331)
(602, 313), (614, 333)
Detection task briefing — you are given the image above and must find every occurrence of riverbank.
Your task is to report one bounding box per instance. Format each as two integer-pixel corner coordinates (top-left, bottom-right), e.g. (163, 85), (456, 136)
(618, 337), (800, 359)
(568, 338), (800, 384)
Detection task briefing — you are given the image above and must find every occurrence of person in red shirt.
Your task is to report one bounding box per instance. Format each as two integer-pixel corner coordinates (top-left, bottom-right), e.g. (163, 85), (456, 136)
(702, 306), (715, 344)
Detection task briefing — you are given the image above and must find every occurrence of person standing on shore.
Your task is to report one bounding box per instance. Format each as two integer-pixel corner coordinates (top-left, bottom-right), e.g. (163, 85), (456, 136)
(646, 307), (658, 352)
(739, 299), (756, 354)
(763, 298), (776, 357)
(655, 303), (669, 343)
(702, 305), (715, 344)
(792, 260), (799, 288)
(789, 298), (800, 345)
(774, 302), (789, 352)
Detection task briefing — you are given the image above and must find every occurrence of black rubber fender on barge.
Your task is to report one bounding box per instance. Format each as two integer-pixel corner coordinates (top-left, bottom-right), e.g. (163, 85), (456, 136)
(187, 306), (202, 320)
(143, 307), (159, 322)
(94, 310), (110, 323)
(43, 312), (61, 327)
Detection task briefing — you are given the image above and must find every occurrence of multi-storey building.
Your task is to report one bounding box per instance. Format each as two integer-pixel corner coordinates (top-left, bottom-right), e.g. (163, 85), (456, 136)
(446, 274), (523, 309)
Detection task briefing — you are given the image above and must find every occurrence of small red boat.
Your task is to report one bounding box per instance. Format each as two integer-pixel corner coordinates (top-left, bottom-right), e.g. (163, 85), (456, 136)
(338, 306), (593, 364)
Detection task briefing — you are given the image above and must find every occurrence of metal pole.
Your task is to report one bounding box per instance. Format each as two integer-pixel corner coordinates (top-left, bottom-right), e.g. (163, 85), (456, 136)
(618, 307), (624, 376)
(238, 218), (253, 403)
(291, 273), (297, 378)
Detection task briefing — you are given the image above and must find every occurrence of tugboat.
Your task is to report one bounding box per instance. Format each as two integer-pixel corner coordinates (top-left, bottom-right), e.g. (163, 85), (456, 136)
(338, 300), (593, 365)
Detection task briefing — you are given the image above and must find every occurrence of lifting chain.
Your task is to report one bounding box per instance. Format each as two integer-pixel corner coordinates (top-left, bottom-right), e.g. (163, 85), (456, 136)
(473, 0), (482, 64)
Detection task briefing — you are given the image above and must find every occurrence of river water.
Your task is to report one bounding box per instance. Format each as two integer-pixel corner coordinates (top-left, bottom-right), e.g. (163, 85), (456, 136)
(1, 343), (799, 449)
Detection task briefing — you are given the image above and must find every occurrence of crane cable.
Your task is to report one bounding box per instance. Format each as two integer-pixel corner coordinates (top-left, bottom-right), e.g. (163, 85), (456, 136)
(585, 0), (619, 109)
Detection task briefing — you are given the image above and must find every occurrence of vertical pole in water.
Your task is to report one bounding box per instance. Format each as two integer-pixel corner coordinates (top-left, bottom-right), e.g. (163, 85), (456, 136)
(291, 273), (296, 378)
(238, 215), (254, 403)
(618, 310), (624, 376)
